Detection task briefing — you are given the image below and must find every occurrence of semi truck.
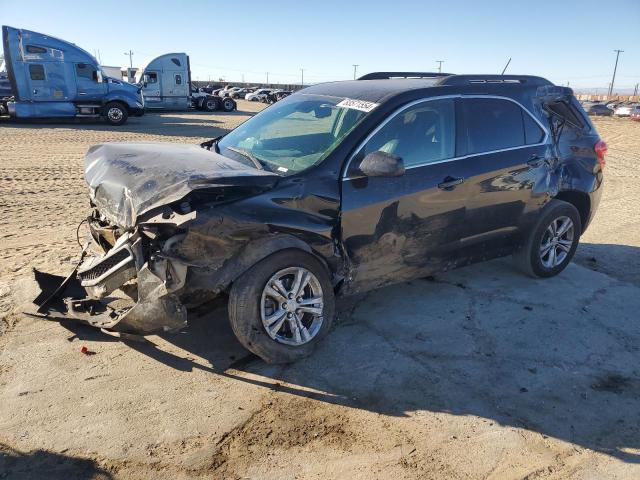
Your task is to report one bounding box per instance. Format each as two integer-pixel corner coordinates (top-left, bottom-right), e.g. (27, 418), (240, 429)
(0, 26), (144, 125)
(135, 53), (236, 112)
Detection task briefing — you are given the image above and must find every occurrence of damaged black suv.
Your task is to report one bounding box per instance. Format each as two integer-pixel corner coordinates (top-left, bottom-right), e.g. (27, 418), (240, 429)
(37, 72), (606, 363)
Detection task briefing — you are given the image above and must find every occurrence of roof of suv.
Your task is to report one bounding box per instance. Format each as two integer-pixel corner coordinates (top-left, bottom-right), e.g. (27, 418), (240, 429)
(302, 73), (554, 104)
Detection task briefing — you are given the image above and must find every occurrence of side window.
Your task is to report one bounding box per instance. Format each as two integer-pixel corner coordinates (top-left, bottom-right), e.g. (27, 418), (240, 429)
(523, 112), (545, 144)
(75, 63), (97, 81)
(28, 64), (45, 81)
(175, 74), (182, 85)
(26, 45), (47, 54)
(171, 58), (181, 67)
(145, 72), (158, 84)
(359, 98), (455, 168)
(461, 98), (525, 154)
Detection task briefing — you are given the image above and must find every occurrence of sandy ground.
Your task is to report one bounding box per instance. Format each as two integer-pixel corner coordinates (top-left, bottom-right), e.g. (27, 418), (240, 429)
(0, 105), (639, 479)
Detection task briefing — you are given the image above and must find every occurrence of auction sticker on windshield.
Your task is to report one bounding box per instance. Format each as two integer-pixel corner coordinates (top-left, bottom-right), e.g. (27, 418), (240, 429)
(336, 98), (379, 112)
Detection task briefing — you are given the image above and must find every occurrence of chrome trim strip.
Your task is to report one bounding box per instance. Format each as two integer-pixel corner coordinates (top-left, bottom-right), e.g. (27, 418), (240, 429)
(342, 94), (549, 180)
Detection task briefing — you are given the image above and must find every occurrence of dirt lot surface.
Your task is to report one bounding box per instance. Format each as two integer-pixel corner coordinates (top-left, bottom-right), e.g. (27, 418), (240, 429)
(1, 105), (639, 479)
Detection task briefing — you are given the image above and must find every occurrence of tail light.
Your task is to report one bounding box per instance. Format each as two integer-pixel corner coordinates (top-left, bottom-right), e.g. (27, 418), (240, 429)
(594, 140), (607, 169)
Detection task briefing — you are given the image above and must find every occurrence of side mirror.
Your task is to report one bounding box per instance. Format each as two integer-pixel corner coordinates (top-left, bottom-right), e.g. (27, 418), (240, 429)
(359, 151), (405, 177)
(143, 81), (148, 88)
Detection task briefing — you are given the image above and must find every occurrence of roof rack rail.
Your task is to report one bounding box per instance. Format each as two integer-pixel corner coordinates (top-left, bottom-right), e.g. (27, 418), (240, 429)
(437, 74), (552, 87)
(358, 72), (452, 80)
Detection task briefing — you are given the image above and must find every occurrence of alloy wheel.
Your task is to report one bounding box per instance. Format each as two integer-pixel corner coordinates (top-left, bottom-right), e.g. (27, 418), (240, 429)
(107, 107), (123, 122)
(539, 216), (574, 268)
(260, 267), (324, 346)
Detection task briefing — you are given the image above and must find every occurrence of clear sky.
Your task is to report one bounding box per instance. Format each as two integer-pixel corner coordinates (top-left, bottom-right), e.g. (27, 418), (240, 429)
(1, 0), (639, 92)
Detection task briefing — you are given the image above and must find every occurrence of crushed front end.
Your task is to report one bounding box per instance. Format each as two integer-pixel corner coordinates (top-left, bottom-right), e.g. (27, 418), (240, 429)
(35, 208), (191, 334)
(32, 141), (280, 335)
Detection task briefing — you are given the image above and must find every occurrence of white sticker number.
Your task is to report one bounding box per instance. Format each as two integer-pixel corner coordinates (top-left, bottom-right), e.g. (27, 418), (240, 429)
(336, 98), (379, 113)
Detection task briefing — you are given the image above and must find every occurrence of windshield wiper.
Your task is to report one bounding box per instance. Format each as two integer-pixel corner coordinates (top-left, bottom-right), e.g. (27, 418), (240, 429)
(200, 135), (222, 153)
(226, 146), (267, 171)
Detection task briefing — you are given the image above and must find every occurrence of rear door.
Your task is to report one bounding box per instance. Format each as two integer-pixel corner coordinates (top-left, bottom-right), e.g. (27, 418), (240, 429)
(455, 96), (550, 258)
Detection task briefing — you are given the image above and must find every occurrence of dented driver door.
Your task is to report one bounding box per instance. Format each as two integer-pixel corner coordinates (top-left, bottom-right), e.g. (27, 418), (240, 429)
(340, 97), (469, 293)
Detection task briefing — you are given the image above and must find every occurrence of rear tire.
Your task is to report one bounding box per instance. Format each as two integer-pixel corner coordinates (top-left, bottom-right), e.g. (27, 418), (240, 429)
(513, 199), (582, 278)
(103, 102), (128, 126)
(203, 97), (219, 112)
(228, 249), (335, 364)
(221, 97), (236, 112)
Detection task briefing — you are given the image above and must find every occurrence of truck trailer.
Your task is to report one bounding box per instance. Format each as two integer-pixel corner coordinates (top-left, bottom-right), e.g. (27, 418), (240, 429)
(135, 53), (236, 112)
(0, 26), (144, 125)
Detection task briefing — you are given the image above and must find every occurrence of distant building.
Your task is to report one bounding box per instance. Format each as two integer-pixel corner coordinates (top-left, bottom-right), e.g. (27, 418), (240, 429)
(101, 65), (124, 80)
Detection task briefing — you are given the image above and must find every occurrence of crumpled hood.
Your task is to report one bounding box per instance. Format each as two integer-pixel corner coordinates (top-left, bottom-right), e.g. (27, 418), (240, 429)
(85, 142), (278, 228)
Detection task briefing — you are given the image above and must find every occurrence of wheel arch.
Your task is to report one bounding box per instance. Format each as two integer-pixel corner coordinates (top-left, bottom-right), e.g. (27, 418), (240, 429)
(102, 99), (128, 113)
(553, 190), (590, 234)
(185, 234), (335, 300)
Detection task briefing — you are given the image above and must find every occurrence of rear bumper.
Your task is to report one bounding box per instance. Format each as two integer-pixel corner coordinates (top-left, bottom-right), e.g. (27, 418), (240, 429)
(584, 178), (604, 233)
(35, 229), (188, 335)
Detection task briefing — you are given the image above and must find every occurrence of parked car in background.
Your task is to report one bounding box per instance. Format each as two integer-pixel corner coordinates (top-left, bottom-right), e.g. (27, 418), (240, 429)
(231, 88), (252, 99)
(246, 88), (273, 101)
(587, 104), (613, 116)
(36, 73), (606, 364)
(264, 90), (293, 104)
(200, 85), (216, 94)
(219, 87), (240, 97)
(630, 106), (640, 122)
(614, 104), (634, 116)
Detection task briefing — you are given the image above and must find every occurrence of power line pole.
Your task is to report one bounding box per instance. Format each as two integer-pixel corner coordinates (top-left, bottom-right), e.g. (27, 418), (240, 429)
(266, 72), (269, 85)
(124, 50), (134, 69)
(436, 60), (444, 73)
(608, 49), (623, 96)
(634, 83), (639, 96)
(301, 68), (304, 86)
(352, 64), (359, 80)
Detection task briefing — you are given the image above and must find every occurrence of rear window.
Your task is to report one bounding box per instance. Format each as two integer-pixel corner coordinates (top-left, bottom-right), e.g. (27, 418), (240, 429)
(461, 98), (525, 154)
(523, 112), (545, 144)
(545, 100), (586, 129)
(28, 64), (45, 81)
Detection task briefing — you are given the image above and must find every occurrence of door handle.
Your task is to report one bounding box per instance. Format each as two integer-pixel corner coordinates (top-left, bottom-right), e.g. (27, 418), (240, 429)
(79, 92), (87, 95)
(438, 176), (464, 190)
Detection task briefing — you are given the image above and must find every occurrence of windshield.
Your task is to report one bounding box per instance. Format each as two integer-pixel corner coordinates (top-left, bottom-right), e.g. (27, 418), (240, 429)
(218, 94), (369, 174)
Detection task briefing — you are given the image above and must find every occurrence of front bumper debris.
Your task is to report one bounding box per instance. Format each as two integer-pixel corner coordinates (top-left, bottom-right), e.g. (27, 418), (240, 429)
(34, 227), (188, 335)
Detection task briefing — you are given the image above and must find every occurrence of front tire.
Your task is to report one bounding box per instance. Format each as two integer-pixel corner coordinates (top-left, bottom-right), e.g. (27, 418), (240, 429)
(513, 199), (582, 278)
(228, 250), (335, 364)
(103, 102), (128, 126)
